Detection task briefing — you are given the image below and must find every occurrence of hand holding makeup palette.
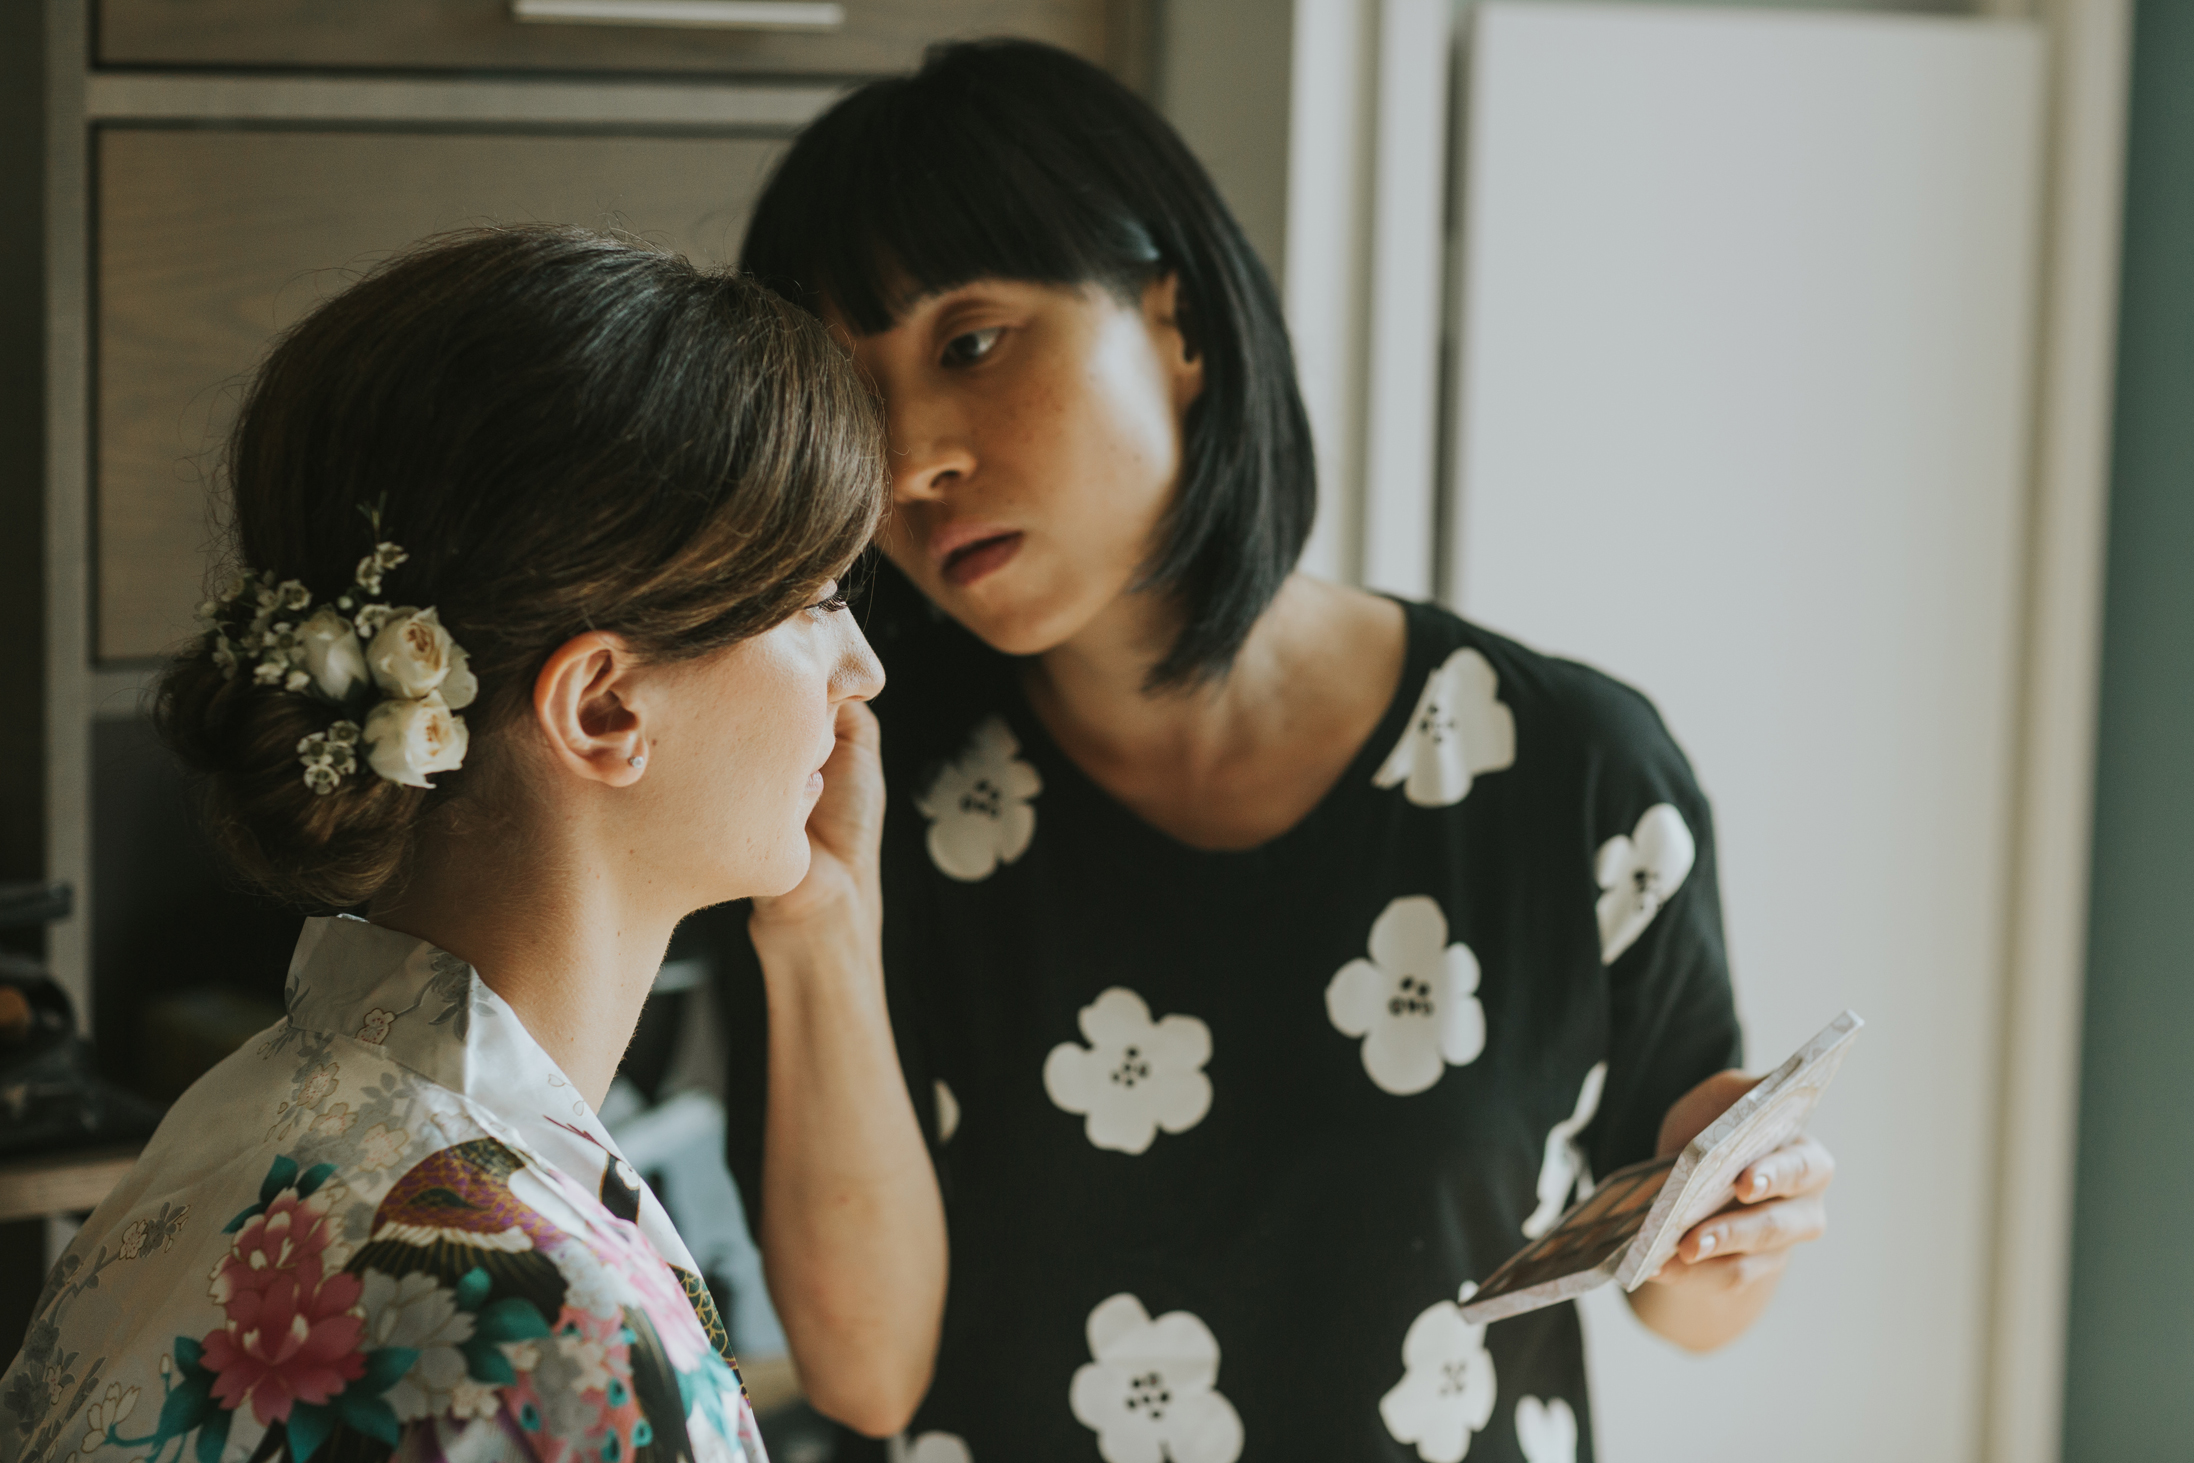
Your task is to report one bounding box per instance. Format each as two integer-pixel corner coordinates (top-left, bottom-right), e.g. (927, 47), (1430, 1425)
(1460, 1010), (1863, 1326)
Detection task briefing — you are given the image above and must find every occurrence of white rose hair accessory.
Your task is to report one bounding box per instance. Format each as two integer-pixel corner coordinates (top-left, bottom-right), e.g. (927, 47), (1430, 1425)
(196, 534), (477, 796)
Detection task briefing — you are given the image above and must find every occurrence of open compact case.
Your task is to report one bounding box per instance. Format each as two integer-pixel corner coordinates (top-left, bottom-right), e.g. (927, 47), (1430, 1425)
(1461, 1010), (1864, 1326)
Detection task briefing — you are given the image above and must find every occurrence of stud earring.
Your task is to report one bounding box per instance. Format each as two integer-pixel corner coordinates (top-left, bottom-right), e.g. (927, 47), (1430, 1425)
(628, 754), (646, 770)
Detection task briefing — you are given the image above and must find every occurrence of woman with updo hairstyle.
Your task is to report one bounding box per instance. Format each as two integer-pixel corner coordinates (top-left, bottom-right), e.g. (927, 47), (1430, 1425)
(0, 225), (890, 1463)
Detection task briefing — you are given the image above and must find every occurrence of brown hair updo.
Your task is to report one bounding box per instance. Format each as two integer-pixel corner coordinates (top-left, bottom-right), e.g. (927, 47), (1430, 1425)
(155, 225), (886, 909)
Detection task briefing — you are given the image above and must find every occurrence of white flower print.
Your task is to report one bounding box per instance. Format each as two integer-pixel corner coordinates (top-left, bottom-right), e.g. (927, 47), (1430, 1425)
(1374, 649), (1516, 807)
(116, 1201), (188, 1260)
(915, 716), (1042, 881)
(1069, 1293), (1244, 1463)
(295, 1062), (340, 1108)
(357, 1007), (396, 1045)
(1380, 1283), (1499, 1463)
(934, 1079), (962, 1144)
(358, 1269), (477, 1421)
(904, 1435), (973, 1463)
(1595, 803), (1696, 963)
(310, 1102), (356, 1139)
(549, 1236), (628, 1320)
(1326, 897), (1486, 1096)
(1043, 988), (1213, 1155)
(74, 1383), (139, 1459)
(1516, 1397), (1579, 1463)
(449, 1377), (502, 1420)
(555, 1328), (613, 1396)
(1521, 1063), (1607, 1239)
(356, 1121), (409, 1173)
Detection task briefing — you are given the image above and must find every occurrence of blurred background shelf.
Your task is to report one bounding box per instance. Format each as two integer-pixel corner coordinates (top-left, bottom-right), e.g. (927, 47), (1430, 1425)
(0, 1147), (138, 1225)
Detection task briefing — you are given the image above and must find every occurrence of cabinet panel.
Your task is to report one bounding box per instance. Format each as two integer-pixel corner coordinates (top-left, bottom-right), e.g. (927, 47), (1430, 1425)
(96, 0), (1126, 79)
(96, 127), (788, 661)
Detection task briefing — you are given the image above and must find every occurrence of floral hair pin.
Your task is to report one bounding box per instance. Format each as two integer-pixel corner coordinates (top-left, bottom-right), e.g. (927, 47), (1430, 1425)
(196, 539), (476, 795)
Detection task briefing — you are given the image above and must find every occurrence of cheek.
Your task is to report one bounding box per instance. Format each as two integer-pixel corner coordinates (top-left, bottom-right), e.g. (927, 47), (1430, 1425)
(683, 636), (829, 813)
(1076, 353), (1180, 513)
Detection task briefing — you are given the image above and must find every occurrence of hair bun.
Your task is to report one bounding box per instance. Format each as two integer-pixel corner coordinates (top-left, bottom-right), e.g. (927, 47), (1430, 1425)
(155, 645), (424, 910)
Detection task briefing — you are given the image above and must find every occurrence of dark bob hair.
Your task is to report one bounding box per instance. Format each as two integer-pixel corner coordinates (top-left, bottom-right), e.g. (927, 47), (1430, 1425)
(157, 225), (885, 908)
(739, 38), (1316, 687)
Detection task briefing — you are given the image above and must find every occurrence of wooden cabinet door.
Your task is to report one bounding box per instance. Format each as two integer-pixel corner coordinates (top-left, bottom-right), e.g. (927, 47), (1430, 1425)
(96, 0), (1133, 79)
(96, 127), (789, 662)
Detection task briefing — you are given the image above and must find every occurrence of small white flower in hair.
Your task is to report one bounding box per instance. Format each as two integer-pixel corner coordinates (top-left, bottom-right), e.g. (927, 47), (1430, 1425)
(355, 542), (407, 596)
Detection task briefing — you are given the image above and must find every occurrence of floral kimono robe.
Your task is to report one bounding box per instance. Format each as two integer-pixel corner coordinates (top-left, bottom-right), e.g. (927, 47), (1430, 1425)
(0, 916), (765, 1463)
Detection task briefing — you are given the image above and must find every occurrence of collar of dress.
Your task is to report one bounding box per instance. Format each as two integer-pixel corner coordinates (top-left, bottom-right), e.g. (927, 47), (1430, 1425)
(280, 913), (701, 1274)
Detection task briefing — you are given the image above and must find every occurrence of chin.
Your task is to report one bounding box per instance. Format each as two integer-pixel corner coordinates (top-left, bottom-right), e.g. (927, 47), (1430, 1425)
(751, 838), (813, 900)
(939, 583), (1092, 659)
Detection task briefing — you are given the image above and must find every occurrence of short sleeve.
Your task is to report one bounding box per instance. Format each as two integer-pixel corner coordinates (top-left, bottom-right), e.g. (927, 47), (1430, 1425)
(1556, 669), (1745, 1177)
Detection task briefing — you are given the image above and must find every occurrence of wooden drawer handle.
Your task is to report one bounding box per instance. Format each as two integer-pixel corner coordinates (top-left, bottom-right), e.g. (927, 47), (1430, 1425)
(510, 0), (845, 29)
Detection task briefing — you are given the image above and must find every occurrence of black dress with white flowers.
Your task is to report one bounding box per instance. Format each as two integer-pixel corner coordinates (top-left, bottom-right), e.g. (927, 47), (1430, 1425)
(715, 574), (1742, 1463)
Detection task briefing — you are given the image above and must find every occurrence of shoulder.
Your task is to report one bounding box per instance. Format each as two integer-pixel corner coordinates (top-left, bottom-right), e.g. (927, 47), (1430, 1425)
(1403, 600), (1703, 799)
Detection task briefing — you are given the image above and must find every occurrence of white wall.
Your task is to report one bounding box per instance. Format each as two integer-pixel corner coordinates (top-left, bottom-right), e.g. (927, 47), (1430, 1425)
(1158, 0), (1297, 284)
(1444, 7), (2044, 1458)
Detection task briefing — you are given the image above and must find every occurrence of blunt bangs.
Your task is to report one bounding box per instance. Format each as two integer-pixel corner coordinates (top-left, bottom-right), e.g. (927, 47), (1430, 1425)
(740, 38), (1317, 688)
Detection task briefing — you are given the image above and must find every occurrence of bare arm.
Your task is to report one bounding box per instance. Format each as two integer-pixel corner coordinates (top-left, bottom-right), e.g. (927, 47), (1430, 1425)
(1626, 1070), (1835, 1352)
(745, 701), (947, 1436)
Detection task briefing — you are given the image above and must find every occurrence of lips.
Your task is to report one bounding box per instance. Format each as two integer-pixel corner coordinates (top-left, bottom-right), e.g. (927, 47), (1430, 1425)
(941, 531), (1024, 588)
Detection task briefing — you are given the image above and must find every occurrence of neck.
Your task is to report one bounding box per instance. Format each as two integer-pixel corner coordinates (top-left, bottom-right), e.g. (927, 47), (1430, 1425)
(368, 796), (671, 1109)
(1026, 574), (1321, 773)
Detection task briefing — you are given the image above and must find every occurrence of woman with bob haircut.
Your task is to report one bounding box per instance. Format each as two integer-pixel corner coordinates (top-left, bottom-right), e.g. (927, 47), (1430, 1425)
(0, 225), (895, 1463)
(719, 38), (1837, 1461)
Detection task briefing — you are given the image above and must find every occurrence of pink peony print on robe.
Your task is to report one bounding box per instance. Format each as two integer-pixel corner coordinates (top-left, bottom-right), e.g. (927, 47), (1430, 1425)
(200, 1186), (367, 1424)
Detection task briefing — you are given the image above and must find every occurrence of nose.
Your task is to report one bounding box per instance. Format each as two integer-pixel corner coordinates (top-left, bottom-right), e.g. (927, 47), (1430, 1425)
(833, 616), (887, 704)
(889, 396), (977, 506)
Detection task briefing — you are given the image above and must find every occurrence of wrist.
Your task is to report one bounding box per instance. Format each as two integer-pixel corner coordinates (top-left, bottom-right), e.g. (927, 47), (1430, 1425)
(748, 894), (881, 992)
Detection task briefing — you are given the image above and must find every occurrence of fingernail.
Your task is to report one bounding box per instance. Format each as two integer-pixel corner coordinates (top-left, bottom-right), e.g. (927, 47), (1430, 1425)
(1695, 1232), (1718, 1257)
(1750, 1169), (1773, 1198)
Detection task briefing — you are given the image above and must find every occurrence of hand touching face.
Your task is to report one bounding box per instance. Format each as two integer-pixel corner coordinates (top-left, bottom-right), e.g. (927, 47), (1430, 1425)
(530, 581), (884, 913)
(840, 275), (1204, 657)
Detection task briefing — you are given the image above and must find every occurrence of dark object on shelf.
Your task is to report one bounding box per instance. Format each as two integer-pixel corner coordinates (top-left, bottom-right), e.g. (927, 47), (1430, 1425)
(0, 881), (73, 930)
(0, 959), (167, 1161)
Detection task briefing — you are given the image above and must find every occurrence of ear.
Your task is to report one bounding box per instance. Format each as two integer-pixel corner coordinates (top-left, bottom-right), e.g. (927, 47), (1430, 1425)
(1144, 272), (1206, 413)
(532, 631), (647, 787)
